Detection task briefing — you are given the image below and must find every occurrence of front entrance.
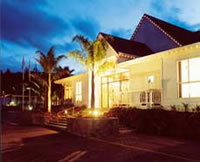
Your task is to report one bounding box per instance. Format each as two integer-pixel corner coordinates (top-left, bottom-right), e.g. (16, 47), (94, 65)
(101, 72), (129, 108)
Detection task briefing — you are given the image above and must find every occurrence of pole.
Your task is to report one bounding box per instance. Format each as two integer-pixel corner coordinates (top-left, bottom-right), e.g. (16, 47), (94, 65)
(22, 69), (25, 111)
(29, 60), (31, 106)
(22, 56), (25, 111)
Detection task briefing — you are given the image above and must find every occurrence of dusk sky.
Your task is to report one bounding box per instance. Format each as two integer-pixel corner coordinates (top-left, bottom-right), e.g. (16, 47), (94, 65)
(1, 0), (200, 74)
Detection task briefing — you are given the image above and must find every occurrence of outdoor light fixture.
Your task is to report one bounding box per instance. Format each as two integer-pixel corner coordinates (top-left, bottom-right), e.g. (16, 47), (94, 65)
(28, 105), (33, 111)
(93, 110), (99, 117)
(8, 100), (17, 106)
(64, 110), (68, 114)
(87, 110), (101, 117)
(148, 75), (154, 83)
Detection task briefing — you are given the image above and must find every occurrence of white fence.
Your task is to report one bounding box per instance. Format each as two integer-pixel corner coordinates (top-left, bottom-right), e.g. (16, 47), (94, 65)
(113, 89), (161, 108)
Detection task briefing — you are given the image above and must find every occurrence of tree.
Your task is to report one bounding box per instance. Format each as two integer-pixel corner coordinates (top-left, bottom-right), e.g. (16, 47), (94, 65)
(67, 35), (115, 109)
(30, 66), (73, 110)
(35, 46), (65, 112)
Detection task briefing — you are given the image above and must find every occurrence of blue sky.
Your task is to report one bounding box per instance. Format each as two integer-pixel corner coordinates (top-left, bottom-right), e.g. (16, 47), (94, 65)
(1, 0), (200, 73)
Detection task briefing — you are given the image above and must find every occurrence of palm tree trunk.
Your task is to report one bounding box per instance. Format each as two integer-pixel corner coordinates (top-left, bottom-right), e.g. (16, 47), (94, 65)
(91, 69), (95, 110)
(48, 73), (51, 112)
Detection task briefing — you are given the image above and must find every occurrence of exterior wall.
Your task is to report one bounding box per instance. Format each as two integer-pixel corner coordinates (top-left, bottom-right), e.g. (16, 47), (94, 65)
(161, 43), (200, 108)
(120, 57), (161, 107)
(71, 73), (89, 107)
(55, 73), (89, 107)
(118, 42), (200, 109)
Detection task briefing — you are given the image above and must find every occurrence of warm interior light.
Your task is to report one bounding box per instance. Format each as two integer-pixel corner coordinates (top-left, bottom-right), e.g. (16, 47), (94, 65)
(64, 110), (68, 114)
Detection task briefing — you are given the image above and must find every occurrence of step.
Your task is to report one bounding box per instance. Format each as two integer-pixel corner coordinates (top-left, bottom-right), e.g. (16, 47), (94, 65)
(118, 127), (133, 134)
(48, 121), (67, 126)
(46, 123), (67, 130)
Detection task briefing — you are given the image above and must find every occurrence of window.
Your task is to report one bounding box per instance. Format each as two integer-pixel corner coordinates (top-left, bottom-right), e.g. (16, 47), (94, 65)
(65, 85), (72, 99)
(101, 72), (129, 108)
(76, 81), (82, 102)
(178, 57), (200, 98)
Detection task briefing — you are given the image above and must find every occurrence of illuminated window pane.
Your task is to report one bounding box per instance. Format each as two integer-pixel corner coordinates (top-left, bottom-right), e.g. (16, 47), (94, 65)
(190, 83), (200, 97)
(102, 77), (107, 83)
(179, 57), (200, 98)
(65, 85), (72, 99)
(102, 84), (108, 108)
(182, 83), (190, 98)
(181, 60), (189, 82)
(76, 81), (82, 101)
(189, 57), (200, 81)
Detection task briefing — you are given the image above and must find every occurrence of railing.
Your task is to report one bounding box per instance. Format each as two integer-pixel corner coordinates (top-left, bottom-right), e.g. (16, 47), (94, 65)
(112, 89), (161, 108)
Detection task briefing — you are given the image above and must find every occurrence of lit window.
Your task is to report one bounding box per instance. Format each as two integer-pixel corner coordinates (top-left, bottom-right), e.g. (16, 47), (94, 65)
(76, 81), (82, 102)
(65, 85), (72, 99)
(178, 57), (200, 98)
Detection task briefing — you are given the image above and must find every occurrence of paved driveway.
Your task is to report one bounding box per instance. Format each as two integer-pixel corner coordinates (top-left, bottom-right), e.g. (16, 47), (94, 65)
(2, 124), (200, 162)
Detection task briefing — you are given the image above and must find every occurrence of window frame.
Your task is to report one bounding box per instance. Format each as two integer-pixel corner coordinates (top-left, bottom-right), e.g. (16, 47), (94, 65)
(178, 57), (200, 98)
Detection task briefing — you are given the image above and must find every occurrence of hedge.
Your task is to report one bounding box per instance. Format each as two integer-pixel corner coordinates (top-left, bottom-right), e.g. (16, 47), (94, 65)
(106, 108), (200, 141)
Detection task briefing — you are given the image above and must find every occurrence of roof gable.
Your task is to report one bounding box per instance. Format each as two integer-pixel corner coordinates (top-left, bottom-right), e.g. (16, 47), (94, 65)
(131, 14), (200, 53)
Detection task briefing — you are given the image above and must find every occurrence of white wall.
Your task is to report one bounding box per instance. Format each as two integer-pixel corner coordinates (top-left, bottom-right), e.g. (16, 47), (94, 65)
(162, 43), (200, 109)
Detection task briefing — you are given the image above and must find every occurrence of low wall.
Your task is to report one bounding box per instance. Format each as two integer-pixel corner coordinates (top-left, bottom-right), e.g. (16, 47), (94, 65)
(67, 117), (119, 137)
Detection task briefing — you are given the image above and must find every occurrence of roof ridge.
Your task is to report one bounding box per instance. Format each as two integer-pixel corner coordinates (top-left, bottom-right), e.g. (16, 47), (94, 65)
(144, 15), (182, 46)
(130, 14), (146, 40)
(131, 14), (183, 46)
(100, 32), (131, 41)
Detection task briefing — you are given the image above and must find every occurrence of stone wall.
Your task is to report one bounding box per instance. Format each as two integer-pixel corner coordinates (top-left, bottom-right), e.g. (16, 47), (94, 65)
(67, 117), (119, 137)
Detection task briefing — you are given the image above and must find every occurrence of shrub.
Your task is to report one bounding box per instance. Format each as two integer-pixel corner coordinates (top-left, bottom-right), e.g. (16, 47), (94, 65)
(170, 105), (177, 111)
(194, 105), (200, 112)
(182, 102), (189, 112)
(106, 107), (200, 141)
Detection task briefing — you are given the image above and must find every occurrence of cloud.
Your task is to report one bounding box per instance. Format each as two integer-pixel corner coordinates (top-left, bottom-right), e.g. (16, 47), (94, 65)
(71, 17), (100, 39)
(150, 0), (200, 31)
(1, 0), (70, 51)
(110, 28), (133, 39)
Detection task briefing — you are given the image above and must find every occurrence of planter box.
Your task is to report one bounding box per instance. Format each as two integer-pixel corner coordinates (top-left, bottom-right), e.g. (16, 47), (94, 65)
(67, 117), (119, 137)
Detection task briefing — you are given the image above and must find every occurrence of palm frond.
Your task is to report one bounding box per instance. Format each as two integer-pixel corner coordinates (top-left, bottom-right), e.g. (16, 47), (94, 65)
(67, 50), (87, 66)
(93, 39), (107, 62)
(72, 35), (91, 53)
(31, 73), (48, 87)
(96, 60), (116, 75)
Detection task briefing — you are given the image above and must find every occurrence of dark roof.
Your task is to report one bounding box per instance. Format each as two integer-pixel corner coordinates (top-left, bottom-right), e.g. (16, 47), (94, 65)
(99, 32), (153, 57)
(133, 14), (200, 46)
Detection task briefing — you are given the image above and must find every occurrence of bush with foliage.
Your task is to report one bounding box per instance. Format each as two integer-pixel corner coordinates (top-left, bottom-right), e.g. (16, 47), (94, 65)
(106, 107), (200, 141)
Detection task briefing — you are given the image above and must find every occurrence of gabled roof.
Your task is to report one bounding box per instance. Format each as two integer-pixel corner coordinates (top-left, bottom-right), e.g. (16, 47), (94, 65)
(99, 32), (153, 57)
(131, 14), (200, 46)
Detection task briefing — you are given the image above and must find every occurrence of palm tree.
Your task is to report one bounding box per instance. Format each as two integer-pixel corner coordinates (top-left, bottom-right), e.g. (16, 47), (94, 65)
(35, 46), (65, 112)
(68, 35), (115, 109)
(30, 66), (73, 110)
(53, 66), (74, 80)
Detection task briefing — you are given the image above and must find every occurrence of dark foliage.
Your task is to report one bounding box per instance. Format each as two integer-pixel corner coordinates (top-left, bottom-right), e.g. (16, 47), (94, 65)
(106, 107), (200, 141)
